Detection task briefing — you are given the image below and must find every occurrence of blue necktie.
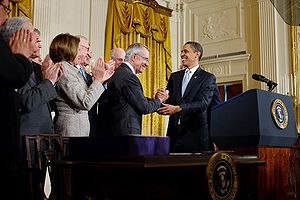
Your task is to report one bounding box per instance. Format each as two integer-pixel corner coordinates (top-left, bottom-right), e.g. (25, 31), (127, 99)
(79, 67), (88, 82)
(182, 69), (191, 96)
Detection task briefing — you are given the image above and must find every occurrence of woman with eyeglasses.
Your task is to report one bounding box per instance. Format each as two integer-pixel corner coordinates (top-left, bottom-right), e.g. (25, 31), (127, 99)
(0, 0), (37, 198)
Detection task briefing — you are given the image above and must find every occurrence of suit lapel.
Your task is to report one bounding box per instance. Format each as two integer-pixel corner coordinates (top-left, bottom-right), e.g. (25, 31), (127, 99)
(177, 70), (185, 100)
(181, 67), (204, 99)
(32, 62), (42, 83)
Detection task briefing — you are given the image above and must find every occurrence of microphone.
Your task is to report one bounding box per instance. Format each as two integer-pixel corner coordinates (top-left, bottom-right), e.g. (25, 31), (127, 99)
(252, 74), (278, 91)
(252, 74), (270, 83)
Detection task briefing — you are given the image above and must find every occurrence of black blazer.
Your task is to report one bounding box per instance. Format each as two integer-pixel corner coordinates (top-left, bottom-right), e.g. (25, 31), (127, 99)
(96, 63), (161, 136)
(0, 35), (33, 167)
(166, 67), (216, 152)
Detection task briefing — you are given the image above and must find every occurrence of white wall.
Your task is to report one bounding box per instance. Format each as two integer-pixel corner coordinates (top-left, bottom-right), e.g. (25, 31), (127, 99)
(33, 0), (108, 60)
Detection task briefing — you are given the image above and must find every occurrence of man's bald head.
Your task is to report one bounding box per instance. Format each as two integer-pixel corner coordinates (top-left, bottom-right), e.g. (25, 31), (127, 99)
(110, 47), (125, 70)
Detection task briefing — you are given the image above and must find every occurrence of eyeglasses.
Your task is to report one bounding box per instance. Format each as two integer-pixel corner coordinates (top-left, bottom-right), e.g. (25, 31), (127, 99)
(0, 2), (11, 15)
(80, 45), (90, 51)
(135, 54), (149, 62)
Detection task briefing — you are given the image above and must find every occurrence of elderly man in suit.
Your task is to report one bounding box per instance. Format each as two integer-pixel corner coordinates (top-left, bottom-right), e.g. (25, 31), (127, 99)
(18, 27), (63, 199)
(96, 43), (168, 136)
(0, 6), (36, 198)
(76, 35), (96, 136)
(91, 47), (125, 137)
(158, 41), (217, 153)
(110, 47), (126, 70)
(18, 27), (63, 136)
(76, 35), (115, 136)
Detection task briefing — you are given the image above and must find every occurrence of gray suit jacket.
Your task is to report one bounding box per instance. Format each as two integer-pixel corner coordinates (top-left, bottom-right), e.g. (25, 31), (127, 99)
(18, 62), (57, 135)
(54, 61), (104, 137)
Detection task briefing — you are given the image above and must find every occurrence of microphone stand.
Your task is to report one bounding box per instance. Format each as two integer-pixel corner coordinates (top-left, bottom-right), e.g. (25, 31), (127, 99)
(267, 81), (277, 92)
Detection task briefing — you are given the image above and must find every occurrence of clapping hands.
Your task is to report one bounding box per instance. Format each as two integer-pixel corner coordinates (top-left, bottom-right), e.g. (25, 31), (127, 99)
(91, 57), (115, 83)
(9, 29), (36, 59)
(41, 55), (64, 84)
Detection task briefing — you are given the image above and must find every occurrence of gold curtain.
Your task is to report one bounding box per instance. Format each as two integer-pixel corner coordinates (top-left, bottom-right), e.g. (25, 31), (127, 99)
(10, 0), (32, 18)
(104, 0), (172, 136)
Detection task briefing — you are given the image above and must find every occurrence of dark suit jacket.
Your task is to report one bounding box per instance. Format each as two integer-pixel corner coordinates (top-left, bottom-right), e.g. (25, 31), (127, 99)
(0, 35), (33, 168)
(85, 73), (98, 136)
(166, 67), (216, 152)
(18, 62), (57, 135)
(96, 63), (161, 136)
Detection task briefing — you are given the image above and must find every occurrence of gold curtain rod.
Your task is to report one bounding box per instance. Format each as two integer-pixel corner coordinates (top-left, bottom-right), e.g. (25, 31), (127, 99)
(122, 0), (173, 17)
(10, 0), (23, 3)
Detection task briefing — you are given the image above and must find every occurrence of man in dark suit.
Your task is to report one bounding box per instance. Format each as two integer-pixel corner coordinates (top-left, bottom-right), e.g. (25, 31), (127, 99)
(92, 47), (125, 137)
(0, 8), (36, 198)
(17, 28), (63, 200)
(157, 41), (217, 153)
(18, 28), (62, 136)
(96, 43), (168, 136)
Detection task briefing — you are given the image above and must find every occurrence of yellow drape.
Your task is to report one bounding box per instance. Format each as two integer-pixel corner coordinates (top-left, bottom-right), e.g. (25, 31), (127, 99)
(104, 0), (172, 136)
(10, 0), (32, 18)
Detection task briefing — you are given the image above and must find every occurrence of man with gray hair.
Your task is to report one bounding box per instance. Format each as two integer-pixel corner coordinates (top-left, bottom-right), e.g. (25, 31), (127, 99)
(16, 25), (63, 199)
(0, 16), (36, 43)
(96, 42), (168, 136)
(18, 26), (62, 137)
(76, 35), (98, 136)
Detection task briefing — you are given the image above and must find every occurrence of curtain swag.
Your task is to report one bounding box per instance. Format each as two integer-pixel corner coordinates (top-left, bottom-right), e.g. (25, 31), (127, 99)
(115, 1), (170, 42)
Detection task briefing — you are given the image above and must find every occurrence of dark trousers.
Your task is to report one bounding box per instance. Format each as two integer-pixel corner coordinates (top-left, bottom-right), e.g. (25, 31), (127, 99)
(169, 125), (212, 153)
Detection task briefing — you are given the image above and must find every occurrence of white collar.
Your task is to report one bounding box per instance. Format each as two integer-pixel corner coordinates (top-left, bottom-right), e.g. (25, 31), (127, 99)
(186, 65), (199, 74)
(75, 64), (81, 70)
(124, 62), (136, 74)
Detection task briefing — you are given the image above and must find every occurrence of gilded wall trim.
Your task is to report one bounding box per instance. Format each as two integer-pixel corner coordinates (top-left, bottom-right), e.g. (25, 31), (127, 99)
(11, 0), (32, 18)
(290, 24), (300, 132)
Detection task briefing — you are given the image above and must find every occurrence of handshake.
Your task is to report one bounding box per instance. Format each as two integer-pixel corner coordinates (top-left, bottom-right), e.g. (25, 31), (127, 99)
(154, 87), (169, 103)
(153, 88), (181, 116)
(154, 87), (182, 116)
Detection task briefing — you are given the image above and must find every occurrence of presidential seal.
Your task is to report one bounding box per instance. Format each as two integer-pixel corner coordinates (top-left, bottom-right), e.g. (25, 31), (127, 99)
(206, 152), (238, 200)
(271, 99), (288, 129)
